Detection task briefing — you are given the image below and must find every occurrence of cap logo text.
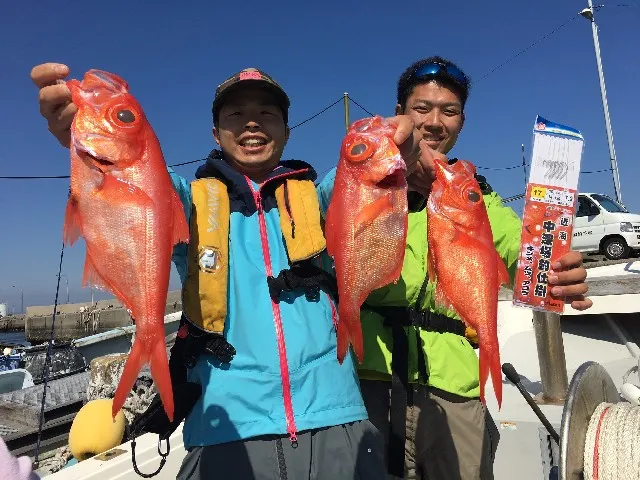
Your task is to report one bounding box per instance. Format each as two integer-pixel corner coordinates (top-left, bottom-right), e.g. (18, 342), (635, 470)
(240, 71), (262, 81)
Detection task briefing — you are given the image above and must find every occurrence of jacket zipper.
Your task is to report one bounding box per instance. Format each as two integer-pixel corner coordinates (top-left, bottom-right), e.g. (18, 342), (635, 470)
(246, 176), (298, 444)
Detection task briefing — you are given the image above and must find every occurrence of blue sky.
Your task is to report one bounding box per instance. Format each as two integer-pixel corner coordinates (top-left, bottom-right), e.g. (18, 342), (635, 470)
(1, 0), (638, 311)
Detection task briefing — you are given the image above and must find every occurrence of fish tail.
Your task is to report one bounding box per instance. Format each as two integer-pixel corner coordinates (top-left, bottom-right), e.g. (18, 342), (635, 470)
(112, 339), (146, 420)
(491, 347), (503, 410)
(479, 345), (503, 410)
(149, 336), (174, 422)
(112, 336), (175, 422)
(479, 346), (488, 406)
(337, 302), (364, 365)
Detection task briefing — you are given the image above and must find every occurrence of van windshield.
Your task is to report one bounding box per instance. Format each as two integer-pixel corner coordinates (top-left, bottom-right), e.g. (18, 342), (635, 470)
(591, 194), (628, 213)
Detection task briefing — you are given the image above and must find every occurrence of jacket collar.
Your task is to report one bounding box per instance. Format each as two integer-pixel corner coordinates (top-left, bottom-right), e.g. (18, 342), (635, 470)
(193, 150), (317, 214)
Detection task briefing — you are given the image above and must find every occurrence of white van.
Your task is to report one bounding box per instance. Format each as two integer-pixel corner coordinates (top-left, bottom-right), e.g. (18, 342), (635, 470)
(572, 192), (640, 260)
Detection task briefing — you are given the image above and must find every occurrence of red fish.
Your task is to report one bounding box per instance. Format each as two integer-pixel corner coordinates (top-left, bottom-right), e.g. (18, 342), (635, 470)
(65, 70), (189, 421)
(325, 116), (408, 363)
(427, 158), (509, 407)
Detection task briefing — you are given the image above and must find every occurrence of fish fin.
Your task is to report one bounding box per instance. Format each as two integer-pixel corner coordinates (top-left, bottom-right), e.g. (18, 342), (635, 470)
(112, 338), (146, 419)
(149, 335), (174, 422)
(171, 190), (190, 246)
(82, 255), (136, 315)
(82, 254), (107, 291)
(479, 344), (503, 410)
(433, 284), (457, 316)
(63, 197), (82, 246)
(337, 302), (364, 364)
(353, 196), (393, 237)
(101, 175), (154, 207)
(496, 253), (510, 288)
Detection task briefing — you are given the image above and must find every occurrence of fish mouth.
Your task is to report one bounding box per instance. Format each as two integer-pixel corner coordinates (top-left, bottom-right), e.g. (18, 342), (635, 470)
(375, 155), (406, 189)
(376, 168), (405, 189)
(77, 148), (115, 171)
(73, 136), (116, 171)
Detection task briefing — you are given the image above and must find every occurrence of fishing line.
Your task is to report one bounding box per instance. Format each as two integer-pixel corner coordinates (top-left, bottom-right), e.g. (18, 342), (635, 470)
(33, 238), (66, 469)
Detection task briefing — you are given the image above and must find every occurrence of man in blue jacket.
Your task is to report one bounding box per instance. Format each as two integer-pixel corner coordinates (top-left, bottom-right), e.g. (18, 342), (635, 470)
(31, 62), (428, 479)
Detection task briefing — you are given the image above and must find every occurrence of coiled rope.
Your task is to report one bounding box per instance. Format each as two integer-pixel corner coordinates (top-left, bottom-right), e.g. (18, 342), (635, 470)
(584, 401), (640, 479)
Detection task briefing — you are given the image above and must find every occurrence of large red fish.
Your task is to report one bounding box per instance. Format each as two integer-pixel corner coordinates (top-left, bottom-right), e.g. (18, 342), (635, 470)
(325, 116), (408, 363)
(427, 158), (509, 407)
(65, 70), (189, 421)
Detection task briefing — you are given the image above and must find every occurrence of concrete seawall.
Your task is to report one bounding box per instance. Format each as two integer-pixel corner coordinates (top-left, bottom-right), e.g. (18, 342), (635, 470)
(25, 290), (182, 344)
(0, 315), (25, 333)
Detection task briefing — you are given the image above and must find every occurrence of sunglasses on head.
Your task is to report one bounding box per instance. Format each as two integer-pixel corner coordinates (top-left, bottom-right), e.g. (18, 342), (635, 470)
(414, 62), (468, 86)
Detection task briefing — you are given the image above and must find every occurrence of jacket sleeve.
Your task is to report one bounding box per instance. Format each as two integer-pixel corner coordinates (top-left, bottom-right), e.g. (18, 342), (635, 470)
(484, 187), (523, 287)
(168, 167), (191, 286)
(316, 167), (336, 218)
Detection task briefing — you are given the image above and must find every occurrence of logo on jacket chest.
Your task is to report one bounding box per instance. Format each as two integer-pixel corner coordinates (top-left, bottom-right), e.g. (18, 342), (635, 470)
(199, 246), (221, 273)
(206, 182), (220, 233)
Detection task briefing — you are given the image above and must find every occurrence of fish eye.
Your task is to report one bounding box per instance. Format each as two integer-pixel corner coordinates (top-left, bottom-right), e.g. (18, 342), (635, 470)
(345, 137), (374, 163)
(351, 144), (367, 156)
(467, 190), (481, 202)
(117, 109), (136, 123)
(107, 102), (141, 127)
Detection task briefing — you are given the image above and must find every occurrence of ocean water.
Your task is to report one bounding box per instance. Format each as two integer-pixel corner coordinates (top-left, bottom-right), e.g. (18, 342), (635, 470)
(0, 331), (29, 345)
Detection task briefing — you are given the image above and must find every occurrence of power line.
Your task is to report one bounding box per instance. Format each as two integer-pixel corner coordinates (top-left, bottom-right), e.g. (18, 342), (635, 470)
(290, 97), (343, 130)
(476, 164), (525, 171)
(0, 174), (71, 179)
(475, 14), (582, 83)
(0, 158), (205, 180)
(349, 97), (376, 117)
(476, 3), (635, 83)
(169, 159), (203, 168)
(1, 97), (346, 180)
(503, 193), (526, 203)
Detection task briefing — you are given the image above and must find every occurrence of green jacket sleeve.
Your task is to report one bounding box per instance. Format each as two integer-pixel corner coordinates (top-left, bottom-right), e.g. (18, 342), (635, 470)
(484, 189), (523, 286)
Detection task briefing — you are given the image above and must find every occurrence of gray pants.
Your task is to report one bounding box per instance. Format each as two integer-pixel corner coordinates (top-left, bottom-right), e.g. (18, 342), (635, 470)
(361, 380), (500, 480)
(176, 420), (386, 480)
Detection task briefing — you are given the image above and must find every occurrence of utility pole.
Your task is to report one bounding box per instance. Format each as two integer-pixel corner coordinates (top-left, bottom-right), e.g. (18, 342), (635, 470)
(343, 92), (350, 133)
(579, 1), (622, 204)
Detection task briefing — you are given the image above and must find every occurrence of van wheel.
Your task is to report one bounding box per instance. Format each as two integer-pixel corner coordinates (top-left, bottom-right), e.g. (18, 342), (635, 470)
(602, 237), (629, 260)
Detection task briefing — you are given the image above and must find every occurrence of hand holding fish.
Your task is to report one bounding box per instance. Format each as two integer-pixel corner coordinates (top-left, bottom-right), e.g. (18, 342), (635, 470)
(384, 114), (421, 173)
(547, 250), (592, 311)
(31, 62), (75, 148)
(408, 140), (443, 197)
(380, 115), (443, 197)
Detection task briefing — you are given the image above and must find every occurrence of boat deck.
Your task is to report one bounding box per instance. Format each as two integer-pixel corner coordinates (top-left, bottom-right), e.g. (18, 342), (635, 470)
(42, 260), (640, 479)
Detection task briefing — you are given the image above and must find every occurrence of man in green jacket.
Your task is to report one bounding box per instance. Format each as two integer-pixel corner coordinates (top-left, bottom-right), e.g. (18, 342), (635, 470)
(358, 57), (592, 480)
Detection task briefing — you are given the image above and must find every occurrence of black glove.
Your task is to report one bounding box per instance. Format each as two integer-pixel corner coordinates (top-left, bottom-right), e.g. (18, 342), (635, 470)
(128, 381), (202, 440)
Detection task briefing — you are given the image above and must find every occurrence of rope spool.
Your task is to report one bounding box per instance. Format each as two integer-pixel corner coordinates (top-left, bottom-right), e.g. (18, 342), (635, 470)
(583, 401), (640, 479)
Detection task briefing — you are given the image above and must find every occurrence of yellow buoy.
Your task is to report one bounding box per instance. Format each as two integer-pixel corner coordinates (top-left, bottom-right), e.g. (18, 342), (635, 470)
(68, 398), (126, 461)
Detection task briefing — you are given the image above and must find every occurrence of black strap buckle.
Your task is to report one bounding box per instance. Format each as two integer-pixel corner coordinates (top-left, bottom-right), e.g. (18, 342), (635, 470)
(267, 262), (337, 304)
(204, 335), (236, 364)
(407, 308), (426, 327)
(181, 323), (236, 368)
